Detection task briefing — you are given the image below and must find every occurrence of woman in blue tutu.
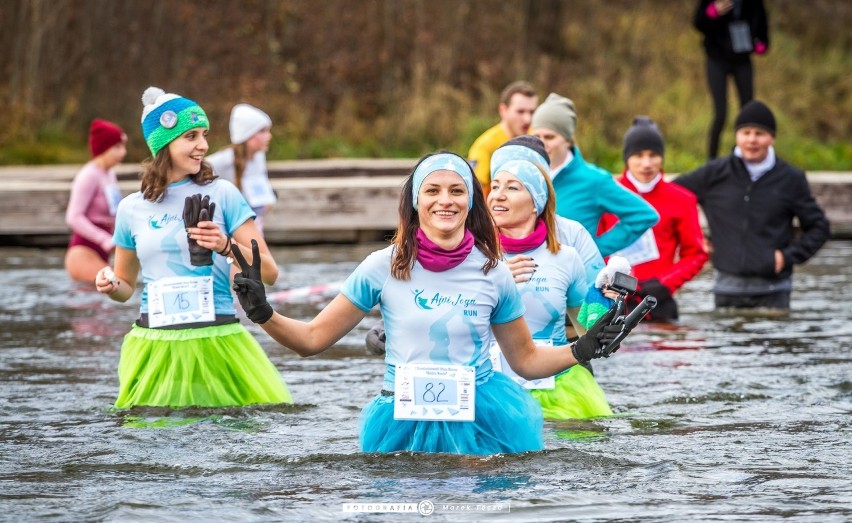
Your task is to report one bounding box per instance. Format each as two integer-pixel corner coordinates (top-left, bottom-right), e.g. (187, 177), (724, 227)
(231, 151), (621, 455)
(487, 152), (613, 420)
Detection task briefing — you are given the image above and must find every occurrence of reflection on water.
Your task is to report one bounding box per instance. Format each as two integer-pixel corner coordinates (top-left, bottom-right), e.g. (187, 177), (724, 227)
(1, 242), (850, 521)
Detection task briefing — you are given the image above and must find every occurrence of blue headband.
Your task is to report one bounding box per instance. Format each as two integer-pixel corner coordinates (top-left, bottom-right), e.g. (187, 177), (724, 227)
(490, 144), (550, 179)
(493, 160), (549, 215)
(412, 153), (475, 211)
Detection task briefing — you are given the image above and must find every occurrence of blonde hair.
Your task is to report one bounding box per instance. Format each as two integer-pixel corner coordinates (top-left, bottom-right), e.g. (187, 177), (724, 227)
(539, 172), (560, 254)
(231, 142), (250, 191)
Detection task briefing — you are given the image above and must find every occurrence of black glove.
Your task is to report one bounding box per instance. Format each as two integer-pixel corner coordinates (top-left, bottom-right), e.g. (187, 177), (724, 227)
(365, 320), (386, 355)
(231, 239), (274, 324)
(571, 306), (622, 363)
(182, 194), (216, 266)
(638, 278), (678, 321)
(639, 278), (671, 301)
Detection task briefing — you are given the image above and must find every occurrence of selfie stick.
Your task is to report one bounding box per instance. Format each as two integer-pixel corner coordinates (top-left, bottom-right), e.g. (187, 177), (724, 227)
(602, 295), (658, 356)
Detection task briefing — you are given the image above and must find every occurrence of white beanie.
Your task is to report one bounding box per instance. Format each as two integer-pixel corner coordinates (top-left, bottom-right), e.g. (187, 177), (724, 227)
(229, 103), (272, 144)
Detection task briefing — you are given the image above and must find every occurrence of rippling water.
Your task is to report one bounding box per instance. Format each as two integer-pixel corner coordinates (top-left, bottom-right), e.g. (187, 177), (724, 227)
(1, 242), (850, 522)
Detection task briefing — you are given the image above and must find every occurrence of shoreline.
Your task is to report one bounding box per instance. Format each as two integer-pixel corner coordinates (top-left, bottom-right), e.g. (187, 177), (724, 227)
(0, 160), (849, 246)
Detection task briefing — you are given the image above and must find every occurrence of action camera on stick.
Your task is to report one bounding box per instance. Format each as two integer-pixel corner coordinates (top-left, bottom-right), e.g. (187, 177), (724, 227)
(600, 272), (657, 357)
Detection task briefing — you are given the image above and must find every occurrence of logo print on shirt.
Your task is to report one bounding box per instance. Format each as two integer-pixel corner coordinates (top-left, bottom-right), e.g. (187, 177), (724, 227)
(529, 275), (550, 292)
(148, 213), (182, 230)
(412, 289), (477, 311)
(412, 289), (433, 310)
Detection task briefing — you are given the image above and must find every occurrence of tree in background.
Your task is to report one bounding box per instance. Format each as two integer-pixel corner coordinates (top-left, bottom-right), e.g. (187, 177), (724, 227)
(0, 0), (848, 171)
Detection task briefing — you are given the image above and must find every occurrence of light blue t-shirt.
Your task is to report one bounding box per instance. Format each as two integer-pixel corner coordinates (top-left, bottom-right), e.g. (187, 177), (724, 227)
(514, 242), (588, 346)
(341, 246), (526, 391)
(554, 216), (605, 287)
(113, 178), (255, 314)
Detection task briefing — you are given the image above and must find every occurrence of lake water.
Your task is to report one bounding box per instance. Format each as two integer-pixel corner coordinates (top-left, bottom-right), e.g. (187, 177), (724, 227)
(1, 241), (850, 522)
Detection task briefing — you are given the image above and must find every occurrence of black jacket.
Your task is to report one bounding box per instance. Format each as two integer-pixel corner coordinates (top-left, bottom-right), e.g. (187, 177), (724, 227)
(673, 154), (830, 281)
(694, 0), (769, 63)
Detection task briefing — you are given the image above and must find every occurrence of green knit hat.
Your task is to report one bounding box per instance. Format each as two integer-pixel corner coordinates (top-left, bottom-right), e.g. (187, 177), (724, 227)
(140, 87), (209, 156)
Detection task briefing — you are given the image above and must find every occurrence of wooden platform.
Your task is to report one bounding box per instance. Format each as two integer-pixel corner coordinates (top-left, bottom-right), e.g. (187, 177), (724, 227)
(0, 160), (849, 246)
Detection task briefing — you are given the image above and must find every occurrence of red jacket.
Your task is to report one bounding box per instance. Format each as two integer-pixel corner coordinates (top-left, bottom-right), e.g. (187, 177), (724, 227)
(599, 171), (708, 294)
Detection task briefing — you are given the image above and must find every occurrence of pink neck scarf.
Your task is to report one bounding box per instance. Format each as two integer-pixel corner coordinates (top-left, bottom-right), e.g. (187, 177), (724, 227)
(416, 228), (475, 272)
(499, 219), (547, 254)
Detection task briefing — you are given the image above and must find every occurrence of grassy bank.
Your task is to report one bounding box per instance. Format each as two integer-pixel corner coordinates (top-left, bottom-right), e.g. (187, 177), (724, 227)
(0, 1), (849, 173)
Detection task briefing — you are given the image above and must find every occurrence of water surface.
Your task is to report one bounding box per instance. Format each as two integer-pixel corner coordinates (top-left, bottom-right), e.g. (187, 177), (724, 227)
(1, 242), (850, 522)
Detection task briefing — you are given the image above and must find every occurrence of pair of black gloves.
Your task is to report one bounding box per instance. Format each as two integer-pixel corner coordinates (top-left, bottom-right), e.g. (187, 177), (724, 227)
(366, 307), (623, 364)
(231, 239), (624, 364)
(182, 194), (272, 326)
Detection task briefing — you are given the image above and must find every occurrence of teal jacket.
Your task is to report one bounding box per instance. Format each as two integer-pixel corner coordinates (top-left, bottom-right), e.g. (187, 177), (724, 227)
(551, 147), (659, 257)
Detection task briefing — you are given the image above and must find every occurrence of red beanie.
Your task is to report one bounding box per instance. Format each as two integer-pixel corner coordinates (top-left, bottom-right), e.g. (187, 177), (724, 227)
(89, 119), (126, 158)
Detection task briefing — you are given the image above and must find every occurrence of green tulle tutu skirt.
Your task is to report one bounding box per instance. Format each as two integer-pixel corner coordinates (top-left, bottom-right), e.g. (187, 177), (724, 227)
(115, 323), (291, 408)
(530, 364), (612, 419)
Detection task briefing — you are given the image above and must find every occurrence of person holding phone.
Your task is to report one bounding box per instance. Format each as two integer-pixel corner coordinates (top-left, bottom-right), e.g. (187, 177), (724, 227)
(694, 0), (769, 159)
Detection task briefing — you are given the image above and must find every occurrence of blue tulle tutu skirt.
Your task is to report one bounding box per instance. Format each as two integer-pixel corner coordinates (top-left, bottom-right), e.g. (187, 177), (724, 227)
(360, 371), (543, 455)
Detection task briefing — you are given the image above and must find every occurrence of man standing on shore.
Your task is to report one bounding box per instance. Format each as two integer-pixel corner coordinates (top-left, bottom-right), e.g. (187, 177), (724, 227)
(673, 100), (829, 309)
(468, 81), (538, 197)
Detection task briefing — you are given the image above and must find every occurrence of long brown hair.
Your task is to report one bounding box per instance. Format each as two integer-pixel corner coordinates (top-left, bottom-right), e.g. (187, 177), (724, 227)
(231, 142), (250, 191)
(140, 148), (216, 202)
(390, 152), (501, 280)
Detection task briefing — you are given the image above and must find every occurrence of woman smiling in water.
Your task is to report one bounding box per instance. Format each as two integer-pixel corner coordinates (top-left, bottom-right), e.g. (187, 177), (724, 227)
(230, 151), (623, 454)
(94, 87), (290, 410)
(488, 156), (612, 419)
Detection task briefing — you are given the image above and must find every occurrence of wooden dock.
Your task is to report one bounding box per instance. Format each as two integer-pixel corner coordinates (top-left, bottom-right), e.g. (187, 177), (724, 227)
(0, 160), (849, 246)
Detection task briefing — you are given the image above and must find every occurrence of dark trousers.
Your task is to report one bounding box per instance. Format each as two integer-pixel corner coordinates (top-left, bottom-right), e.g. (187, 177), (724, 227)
(706, 55), (754, 159)
(714, 292), (790, 310)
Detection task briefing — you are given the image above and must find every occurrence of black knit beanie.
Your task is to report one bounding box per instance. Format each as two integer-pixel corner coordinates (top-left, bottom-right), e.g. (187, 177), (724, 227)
(500, 135), (550, 166)
(734, 100), (776, 135)
(622, 116), (665, 162)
